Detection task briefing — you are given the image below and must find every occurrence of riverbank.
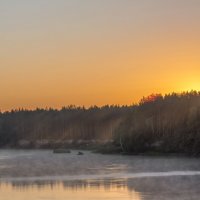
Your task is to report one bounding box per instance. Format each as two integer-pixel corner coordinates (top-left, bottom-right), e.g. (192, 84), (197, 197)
(1, 139), (120, 154)
(1, 141), (196, 157)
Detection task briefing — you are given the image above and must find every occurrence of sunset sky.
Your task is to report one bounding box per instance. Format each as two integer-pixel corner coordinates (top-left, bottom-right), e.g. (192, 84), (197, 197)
(1, 0), (200, 110)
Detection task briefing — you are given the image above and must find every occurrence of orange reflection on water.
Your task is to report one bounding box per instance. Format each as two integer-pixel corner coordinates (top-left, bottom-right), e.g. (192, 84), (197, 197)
(0, 182), (141, 200)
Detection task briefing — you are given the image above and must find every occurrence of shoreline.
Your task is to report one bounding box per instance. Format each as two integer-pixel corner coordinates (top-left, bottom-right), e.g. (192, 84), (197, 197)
(0, 146), (195, 158)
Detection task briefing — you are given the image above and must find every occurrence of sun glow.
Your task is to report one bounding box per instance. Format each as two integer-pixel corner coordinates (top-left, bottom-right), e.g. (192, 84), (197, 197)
(182, 82), (200, 92)
(1, 1), (200, 110)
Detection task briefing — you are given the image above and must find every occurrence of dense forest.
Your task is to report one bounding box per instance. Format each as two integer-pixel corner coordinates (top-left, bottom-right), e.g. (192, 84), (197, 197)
(0, 91), (200, 155)
(0, 105), (131, 148)
(114, 91), (200, 155)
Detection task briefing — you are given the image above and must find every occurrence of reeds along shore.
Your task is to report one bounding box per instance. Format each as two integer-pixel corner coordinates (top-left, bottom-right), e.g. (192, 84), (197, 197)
(0, 91), (200, 155)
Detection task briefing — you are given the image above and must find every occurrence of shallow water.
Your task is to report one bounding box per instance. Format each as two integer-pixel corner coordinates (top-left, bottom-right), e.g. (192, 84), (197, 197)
(0, 150), (200, 200)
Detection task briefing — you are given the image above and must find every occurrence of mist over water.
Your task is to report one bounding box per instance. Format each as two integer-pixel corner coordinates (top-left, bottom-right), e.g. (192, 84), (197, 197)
(0, 150), (200, 200)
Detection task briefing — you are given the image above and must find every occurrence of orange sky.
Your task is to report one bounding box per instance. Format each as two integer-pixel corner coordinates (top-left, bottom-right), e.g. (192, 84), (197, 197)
(1, 0), (200, 111)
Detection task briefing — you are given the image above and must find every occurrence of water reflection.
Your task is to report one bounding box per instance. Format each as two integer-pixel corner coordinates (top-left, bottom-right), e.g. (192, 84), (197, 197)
(1, 178), (127, 190)
(1, 150), (200, 199)
(1, 176), (200, 200)
(0, 179), (141, 200)
(0, 176), (200, 200)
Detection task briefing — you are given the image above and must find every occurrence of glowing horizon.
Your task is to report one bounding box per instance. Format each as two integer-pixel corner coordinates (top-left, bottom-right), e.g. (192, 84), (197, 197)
(1, 0), (200, 111)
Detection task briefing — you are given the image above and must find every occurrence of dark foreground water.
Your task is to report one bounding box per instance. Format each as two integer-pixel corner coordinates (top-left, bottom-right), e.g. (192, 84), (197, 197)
(0, 150), (200, 200)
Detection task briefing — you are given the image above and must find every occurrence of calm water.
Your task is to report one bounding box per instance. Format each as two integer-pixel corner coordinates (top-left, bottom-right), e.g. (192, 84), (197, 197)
(0, 150), (200, 200)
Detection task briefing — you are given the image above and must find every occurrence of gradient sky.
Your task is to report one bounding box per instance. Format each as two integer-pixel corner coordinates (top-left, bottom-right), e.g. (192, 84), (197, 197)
(1, 0), (200, 110)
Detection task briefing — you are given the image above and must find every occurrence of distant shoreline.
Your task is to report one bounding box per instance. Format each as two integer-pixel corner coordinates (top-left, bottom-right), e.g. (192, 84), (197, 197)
(0, 144), (193, 158)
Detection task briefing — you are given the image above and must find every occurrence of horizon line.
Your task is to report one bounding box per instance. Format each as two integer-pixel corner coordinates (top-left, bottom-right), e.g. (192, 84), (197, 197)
(1, 90), (199, 113)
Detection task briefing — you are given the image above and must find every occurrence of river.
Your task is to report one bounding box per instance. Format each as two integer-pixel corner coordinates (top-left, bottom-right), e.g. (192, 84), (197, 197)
(0, 150), (200, 200)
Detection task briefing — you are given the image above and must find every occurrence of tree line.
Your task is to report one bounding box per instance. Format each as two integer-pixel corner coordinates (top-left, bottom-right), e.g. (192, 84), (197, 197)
(114, 91), (200, 155)
(0, 91), (200, 155)
(0, 105), (131, 147)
